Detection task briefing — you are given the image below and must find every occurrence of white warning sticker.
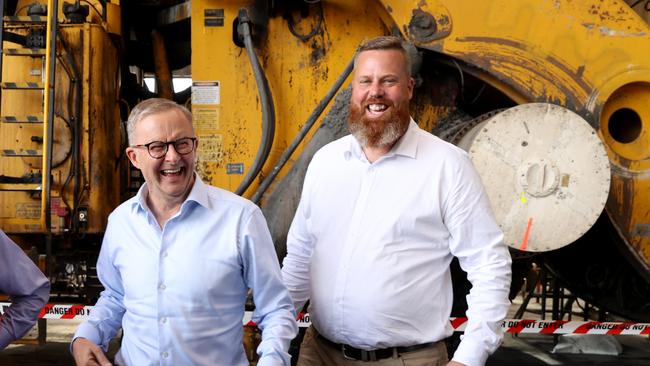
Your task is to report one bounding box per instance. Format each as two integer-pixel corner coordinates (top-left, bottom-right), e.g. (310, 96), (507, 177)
(192, 81), (220, 105)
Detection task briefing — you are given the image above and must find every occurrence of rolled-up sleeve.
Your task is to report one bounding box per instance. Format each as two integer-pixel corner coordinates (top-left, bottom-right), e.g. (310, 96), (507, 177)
(0, 230), (50, 349)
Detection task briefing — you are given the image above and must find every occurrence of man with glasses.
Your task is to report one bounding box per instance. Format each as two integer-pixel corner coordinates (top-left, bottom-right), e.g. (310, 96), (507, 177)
(71, 98), (297, 366)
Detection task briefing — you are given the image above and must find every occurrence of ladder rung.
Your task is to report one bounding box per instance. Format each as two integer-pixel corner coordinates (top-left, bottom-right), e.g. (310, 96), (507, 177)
(2, 149), (41, 157)
(1, 82), (44, 90)
(2, 15), (46, 24)
(2, 116), (43, 123)
(0, 182), (41, 191)
(3, 48), (45, 56)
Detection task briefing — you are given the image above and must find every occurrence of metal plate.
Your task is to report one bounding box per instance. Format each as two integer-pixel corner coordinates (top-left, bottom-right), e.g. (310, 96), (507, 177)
(458, 103), (611, 252)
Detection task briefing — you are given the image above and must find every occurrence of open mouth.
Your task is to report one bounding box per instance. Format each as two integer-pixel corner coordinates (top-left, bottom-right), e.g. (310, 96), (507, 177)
(160, 167), (184, 177)
(366, 103), (388, 116)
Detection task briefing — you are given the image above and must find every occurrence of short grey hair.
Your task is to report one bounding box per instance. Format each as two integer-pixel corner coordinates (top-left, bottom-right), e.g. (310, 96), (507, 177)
(126, 98), (193, 145)
(353, 35), (412, 76)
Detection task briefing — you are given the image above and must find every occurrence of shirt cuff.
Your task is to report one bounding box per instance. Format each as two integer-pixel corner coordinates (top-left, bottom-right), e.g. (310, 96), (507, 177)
(451, 336), (489, 366)
(256, 354), (285, 366)
(71, 321), (106, 353)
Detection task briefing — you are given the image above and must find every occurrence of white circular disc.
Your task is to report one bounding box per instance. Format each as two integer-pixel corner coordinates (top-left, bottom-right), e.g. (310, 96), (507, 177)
(459, 103), (611, 252)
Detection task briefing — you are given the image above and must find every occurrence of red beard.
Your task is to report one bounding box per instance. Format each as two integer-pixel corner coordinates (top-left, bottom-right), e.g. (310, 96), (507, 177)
(348, 97), (410, 148)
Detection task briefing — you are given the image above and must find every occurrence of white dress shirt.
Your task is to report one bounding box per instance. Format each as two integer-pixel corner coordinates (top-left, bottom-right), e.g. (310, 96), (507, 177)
(74, 177), (297, 366)
(282, 120), (512, 366)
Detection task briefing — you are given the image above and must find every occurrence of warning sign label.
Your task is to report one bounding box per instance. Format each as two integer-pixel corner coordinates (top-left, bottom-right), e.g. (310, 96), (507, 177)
(192, 81), (220, 105)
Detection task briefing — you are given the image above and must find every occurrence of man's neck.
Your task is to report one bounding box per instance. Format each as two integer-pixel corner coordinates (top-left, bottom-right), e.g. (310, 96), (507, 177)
(146, 195), (185, 229)
(362, 144), (392, 163)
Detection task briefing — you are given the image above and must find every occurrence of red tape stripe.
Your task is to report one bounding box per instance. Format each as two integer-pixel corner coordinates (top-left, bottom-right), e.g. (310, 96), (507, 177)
(38, 304), (53, 319)
(606, 322), (636, 335)
(61, 305), (85, 319)
(450, 317), (467, 329)
(573, 321), (601, 334)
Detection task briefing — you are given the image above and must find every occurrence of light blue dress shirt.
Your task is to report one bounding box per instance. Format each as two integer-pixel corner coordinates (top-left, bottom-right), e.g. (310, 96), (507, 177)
(73, 177), (297, 365)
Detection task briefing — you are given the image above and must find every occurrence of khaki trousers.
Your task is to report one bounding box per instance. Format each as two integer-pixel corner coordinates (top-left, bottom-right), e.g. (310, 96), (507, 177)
(297, 327), (448, 366)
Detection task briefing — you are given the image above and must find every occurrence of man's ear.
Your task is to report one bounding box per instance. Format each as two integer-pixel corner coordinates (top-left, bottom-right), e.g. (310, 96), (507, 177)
(126, 147), (140, 169)
(407, 77), (415, 100)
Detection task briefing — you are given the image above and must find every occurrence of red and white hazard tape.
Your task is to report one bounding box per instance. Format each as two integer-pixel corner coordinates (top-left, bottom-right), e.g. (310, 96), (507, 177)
(3, 303), (650, 335)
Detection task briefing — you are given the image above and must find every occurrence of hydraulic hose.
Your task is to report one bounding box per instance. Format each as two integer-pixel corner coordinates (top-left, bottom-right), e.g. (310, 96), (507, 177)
(235, 8), (275, 196)
(251, 57), (354, 204)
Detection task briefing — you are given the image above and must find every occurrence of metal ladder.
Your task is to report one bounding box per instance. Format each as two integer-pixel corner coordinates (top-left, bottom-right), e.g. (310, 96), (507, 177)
(0, 0), (58, 235)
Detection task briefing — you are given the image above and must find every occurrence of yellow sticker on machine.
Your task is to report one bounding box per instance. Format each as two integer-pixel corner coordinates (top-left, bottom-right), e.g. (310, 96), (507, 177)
(198, 134), (223, 163)
(16, 202), (40, 219)
(193, 107), (219, 131)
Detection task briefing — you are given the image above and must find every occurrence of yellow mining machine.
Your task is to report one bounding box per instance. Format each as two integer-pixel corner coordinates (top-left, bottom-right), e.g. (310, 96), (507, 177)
(1, 0), (650, 332)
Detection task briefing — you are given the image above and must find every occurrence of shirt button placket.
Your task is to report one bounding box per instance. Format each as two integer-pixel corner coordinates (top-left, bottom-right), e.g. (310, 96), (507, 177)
(158, 230), (170, 364)
(336, 163), (375, 336)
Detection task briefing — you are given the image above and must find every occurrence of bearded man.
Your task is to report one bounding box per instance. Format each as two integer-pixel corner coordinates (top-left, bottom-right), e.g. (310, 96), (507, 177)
(281, 36), (512, 366)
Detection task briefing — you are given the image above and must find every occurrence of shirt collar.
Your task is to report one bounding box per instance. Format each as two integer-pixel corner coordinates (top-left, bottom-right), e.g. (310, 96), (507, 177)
(130, 173), (210, 214)
(344, 118), (419, 161)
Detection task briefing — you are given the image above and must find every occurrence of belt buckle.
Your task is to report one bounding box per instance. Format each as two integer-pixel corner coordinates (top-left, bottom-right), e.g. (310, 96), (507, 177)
(341, 345), (357, 361)
(341, 345), (378, 362)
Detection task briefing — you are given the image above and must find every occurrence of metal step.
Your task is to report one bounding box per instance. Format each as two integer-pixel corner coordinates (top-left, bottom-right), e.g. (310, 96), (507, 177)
(2, 48), (45, 57)
(1, 82), (44, 90)
(2, 115), (43, 123)
(2, 15), (46, 25)
(0, 182), (41, 191)
(2, 149), (41, 157)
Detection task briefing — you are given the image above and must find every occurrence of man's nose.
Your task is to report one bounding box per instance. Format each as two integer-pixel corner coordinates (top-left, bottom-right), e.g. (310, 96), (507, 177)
(164, 143), (182, 160)
(368, 82), (384, 98)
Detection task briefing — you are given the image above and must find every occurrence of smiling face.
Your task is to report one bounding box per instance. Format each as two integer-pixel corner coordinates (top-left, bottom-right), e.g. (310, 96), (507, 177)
(125, 108), (197, 210)
(349, 49), (414, 148)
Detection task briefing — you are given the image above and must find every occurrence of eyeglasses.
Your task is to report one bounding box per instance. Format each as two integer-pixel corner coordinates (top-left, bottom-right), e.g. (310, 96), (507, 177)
(131, 137), (197, 159)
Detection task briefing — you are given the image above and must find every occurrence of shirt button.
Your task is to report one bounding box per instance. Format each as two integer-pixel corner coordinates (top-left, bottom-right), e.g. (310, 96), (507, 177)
(161, 351), (169, 358)
(162, 251), (169, 258)
(159, 283), (166, 290)
(160, 317), (167, 324)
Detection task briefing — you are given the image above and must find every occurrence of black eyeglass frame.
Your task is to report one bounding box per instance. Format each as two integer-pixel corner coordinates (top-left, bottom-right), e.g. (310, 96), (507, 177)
(130, 137), (197, 159)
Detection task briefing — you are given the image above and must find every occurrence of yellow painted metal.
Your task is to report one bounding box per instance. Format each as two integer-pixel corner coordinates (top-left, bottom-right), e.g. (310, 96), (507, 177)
(151, 30), (173, 100)
(381, 0), (650, 115)
(0, 183), (40, 191)
(0, 1), (48, 233)
(76, 22), (123, 233)
(377, 0), (650, 273)
(105, 2), (121, 36)
(191, 0), (386, 196)
(600, 82), (650, 270)
(0, 1), (122, 235)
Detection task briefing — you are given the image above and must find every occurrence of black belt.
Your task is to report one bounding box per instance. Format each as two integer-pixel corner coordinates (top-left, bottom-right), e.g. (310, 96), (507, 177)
(316, 332), (438, 362)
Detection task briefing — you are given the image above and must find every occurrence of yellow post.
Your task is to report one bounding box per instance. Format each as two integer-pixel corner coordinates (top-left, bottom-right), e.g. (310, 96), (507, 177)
(41, 0), (57, 232)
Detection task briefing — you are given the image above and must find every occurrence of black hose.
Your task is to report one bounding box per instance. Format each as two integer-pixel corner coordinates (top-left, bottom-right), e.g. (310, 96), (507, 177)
(2, 32), (27, 46)
(251, 56), (354, 204)
(235, 9), (275, 196)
